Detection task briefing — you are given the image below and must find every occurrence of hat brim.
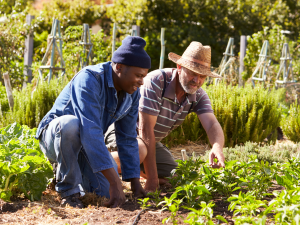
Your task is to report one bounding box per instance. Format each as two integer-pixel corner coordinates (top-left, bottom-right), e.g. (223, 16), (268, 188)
(168, 52), (222, 78)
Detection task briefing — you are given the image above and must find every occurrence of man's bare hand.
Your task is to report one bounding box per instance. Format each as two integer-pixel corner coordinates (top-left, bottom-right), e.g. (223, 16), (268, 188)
(131, 178), (146, 198)
(209, 147), (225, 168)
(144, 178), (159, 193)
(102, 168), (126, 208)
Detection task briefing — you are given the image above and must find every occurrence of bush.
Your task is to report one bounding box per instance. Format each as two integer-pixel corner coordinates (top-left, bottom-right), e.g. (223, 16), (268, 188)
(162, 83), (282, 148)
(0, 83), (9, 113)
(0, 78), (68, 128)
(281, 103), (300, 143)
(0, 122), (53, 201)
(200, 141), (300, 163)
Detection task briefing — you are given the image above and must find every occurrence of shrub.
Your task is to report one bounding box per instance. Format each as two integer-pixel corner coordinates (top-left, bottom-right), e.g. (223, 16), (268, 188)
(200, 141), (300, 163)
(0, 122), (53, 201)
(0, 78), (67, 128)
(281, 103), (300, 143)
(162, 83), (282, 147)
(0, 83), (9, 113)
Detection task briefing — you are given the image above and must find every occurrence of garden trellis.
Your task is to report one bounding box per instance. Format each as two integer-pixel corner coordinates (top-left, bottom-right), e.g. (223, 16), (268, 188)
(251, 40), (271, 87)
(216, 37), (236, 84)
(275, 43), (296, 87)
(38, 19), (65, 84)
(79, 23), (93, 69)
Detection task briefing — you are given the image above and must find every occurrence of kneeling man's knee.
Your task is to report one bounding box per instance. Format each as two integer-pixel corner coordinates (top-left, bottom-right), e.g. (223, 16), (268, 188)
(59, 115), (80, 138)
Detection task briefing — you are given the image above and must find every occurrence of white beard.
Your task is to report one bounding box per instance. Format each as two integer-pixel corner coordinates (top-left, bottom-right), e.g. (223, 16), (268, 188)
(179, 76), (198, 94)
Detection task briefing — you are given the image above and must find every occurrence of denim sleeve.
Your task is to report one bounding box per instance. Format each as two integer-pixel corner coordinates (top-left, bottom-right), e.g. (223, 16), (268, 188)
(71, 70), (114, 173)
(115, 91), (140, 181)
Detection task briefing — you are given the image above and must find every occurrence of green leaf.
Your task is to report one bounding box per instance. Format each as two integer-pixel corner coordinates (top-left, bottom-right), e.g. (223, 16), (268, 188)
(216, 215), (228, 223)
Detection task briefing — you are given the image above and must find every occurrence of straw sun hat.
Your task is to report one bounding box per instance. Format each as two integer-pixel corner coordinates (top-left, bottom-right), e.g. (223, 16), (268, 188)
(168, 42), (222, 78)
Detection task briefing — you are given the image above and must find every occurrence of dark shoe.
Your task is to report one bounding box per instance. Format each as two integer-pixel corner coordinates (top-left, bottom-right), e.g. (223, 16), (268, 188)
(61, 193), (84, 208)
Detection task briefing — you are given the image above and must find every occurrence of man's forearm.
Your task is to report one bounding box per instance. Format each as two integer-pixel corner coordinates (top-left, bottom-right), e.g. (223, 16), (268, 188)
(140, 132), (158, 181)
(207, 122), (224, 148)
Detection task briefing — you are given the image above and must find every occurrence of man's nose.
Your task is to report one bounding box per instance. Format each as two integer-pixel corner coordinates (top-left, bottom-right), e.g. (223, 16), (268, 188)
(193, 76), (200, 83)
(138, 78), (144, 86)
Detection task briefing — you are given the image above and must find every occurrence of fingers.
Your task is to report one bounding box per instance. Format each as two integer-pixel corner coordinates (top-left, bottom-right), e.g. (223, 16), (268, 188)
(104, 197), (125, 208)
(209, 150), (225, 168)
(104, 199), (113, 207)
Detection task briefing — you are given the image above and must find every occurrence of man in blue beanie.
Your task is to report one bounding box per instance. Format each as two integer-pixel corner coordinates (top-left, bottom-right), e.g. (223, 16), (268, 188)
(36, 36), (151, 208)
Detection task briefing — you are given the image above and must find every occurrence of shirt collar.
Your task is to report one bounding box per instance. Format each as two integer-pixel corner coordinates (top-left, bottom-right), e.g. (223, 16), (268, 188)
(163, 69), (197, 102)
(105, 61), (115, 88)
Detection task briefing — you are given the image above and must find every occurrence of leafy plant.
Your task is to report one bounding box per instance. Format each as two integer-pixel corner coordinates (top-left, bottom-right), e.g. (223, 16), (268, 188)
(147, 189), (162, 207)
(238, 159), (278, 199)
(175, 181), (211, 208)
(0, 123), (53, 201)
(158, 192), (183, 225)
(184, 201), (228, 225)
(138, 197), (151, 210)
(228, 191), (267, 217)
(281, 102), (300, 143)
(0, 77), (68, 128)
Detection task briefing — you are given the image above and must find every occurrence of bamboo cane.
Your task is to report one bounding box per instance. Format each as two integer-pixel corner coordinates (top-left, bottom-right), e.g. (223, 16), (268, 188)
(159, 28), (166, 69)
(112, 23), (117, 56)
(3, 72), (14, 110)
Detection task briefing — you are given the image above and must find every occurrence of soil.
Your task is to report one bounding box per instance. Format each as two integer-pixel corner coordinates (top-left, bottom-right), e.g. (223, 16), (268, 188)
(0, 140), (295, 225)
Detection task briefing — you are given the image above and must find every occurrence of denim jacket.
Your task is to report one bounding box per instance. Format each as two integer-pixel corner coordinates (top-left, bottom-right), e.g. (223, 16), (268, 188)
(36, 62), (140, 181)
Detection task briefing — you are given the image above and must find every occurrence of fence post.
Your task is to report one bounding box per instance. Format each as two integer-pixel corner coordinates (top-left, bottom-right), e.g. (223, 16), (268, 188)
(132, 25), (140, 36)
(239, 35), (247, 87)
(159, 28), (166, 69)
(112, 23), (117, 57)
(3, 72), (14, 110)
(23, 15), (35, 87)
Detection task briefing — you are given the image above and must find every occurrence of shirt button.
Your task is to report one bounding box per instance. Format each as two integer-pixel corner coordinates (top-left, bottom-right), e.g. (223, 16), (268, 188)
(114, 117), (117, 119)
(110, 114), (113, 117)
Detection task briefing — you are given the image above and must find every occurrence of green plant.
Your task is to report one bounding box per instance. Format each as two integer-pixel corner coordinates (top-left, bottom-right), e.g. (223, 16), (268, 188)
(138, 197), (151, 210)
(228, 191), (267, 217)
(184, 201), (228, 225)
(0, 123), (53, 201)
(0, 77), (68, 128)
(147, 189), (162, 207)
(200, 141), (300, 164)
(281, 102), (300, 143)
(175, 181), (211, 208)
(264, 188), (300, 223)
(169, 157), (205, 187)
(158, 192), (183, 225)
(238, 159), (278, 199)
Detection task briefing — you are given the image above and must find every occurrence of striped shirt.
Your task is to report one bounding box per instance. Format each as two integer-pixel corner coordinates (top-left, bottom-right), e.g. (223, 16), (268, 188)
(138, 68), (213, 142)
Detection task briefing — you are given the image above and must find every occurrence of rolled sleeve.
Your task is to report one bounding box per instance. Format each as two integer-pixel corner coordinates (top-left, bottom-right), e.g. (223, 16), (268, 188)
(115, 91), (140, 181)
(71, 70), (114, 173)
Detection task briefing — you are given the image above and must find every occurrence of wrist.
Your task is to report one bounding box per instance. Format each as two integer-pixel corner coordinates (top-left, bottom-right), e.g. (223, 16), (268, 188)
(130, 177), (140, 184)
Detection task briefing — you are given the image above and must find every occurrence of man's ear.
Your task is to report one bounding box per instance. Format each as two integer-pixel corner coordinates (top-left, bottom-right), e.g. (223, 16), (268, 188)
(177, 64), (182, 74)
(116, 63), (122, 72)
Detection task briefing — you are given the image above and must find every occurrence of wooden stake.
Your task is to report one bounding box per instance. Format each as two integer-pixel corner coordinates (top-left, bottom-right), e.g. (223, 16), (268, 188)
(181, 149), (188, 161)
(159, 28), (166, 69)
(3, 72), (14, 110)
(112, 23), (117, 57)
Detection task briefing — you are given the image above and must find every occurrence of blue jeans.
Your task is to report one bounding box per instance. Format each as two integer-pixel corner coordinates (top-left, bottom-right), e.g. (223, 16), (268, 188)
(38, 115), (118, 198)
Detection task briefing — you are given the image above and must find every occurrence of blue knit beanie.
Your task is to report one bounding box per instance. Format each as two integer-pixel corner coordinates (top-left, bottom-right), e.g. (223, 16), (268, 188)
(112, 36), (151, 69)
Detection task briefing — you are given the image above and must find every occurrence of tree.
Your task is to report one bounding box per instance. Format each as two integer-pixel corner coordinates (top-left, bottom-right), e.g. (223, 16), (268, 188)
(107, 0), (299, 71)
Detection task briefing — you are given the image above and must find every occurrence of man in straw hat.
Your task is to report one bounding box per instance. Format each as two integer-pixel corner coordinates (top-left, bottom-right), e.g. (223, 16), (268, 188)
(106, 41), (225, 192)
